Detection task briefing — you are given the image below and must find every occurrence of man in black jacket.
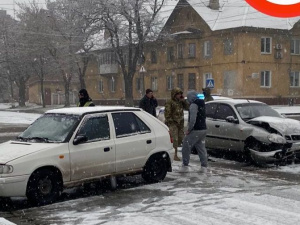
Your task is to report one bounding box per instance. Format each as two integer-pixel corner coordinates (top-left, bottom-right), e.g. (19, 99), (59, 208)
(181, 90), (208, 173)
(139, 89), (158, 117)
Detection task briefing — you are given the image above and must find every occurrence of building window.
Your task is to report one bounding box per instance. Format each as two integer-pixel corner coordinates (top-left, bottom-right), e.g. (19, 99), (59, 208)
(99, 80), (104, 93)
(204, 41), (212, 57)
(188, 43), (196, 58)
(291, 39), (300, 55)
(178, 44), (183, 59)
(290, 71), (300, 87)
(110, 77), (115, 92)
(224, 38), (233, 55)
(260, 71), (271, 87)
(203, 73), (213, 88)
(151, 77), (158, 91)
(177, 74), (184, 90)
(167, 47), (175, 62)
(261, 37), (272, 54)
(151, 50), (157, 63)
(188, 73), (196, 90)
(166, 75), (174, 90)
(136, 78), (141, 91)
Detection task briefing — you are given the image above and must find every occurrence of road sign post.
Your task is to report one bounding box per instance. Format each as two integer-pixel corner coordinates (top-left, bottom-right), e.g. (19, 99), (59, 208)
(206, 79), (215, 88)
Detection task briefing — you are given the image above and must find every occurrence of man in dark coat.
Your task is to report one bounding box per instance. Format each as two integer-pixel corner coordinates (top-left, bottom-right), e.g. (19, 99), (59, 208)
(181, 90), (208, 173)
(77, 89), (95, 107)
(139, 89), (158, 117)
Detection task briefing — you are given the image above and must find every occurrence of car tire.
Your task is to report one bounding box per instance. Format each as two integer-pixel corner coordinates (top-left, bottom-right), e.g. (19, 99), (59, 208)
(26, 168), (62, 205)
(142, 154), (167, 183)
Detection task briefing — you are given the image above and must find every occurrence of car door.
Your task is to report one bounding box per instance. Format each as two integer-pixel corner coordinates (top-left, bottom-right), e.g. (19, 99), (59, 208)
(211, 103), (244, 151)
(69, 113), (116, 181)
(111, 112), (155, 173)
(205, 102), (219, 149)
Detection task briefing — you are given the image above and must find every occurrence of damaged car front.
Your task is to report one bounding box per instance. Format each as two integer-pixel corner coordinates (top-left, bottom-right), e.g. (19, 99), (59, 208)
(205, 100), (300, 166)
(246, 116), (300, 164)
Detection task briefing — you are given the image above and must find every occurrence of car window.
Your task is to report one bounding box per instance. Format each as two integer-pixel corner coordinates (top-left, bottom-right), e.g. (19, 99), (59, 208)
(215, 104), (237, 120)
(235, 103), (282, 121)
(20, 114), (79, 142)
(206, 103), (218, 119)
(112, 112), (150, 138)
(77, 115), (110, 142)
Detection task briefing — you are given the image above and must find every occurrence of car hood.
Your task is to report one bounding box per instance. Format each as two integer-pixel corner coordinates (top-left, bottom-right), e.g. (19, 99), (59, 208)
(248, 116), (300, 134)
(0, 141), (55, 164)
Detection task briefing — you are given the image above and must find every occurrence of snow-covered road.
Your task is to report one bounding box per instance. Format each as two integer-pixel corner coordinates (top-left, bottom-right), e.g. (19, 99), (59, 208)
(2, 156), (300, 225)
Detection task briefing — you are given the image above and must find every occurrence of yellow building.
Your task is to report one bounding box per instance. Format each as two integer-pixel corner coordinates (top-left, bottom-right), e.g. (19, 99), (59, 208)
(28, 0), (300, 106)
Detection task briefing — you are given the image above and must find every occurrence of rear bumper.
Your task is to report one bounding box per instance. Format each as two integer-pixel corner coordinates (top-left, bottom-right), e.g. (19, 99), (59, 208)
(0, 175), (29, 197)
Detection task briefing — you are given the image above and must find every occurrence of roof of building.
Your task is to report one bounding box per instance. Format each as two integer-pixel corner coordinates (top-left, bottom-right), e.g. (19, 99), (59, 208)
(186, 0), (300, 31)
(85, 0), (300, 51)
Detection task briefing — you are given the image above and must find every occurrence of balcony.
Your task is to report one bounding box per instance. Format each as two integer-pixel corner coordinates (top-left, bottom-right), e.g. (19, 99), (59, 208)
(99, 64), (118, 75)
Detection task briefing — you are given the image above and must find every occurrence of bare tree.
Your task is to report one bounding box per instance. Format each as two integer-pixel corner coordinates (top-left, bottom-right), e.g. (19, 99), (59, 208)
(18, 3), (53, 107)
(85, 0), (165, 106)
(45, 0), (88, 106)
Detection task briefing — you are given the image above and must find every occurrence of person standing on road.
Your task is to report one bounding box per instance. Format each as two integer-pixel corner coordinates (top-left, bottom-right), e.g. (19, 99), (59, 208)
(139, 89), (158, 117)
(202, 87), (214, 102)
(165, 87), (189, 161)
(77, 89), (95, 107)
(181, 90), (208, 172)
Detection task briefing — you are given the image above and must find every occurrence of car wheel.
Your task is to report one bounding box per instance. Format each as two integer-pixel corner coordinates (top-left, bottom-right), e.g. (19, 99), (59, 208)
(142, 154), (167, 183)
(26, 168), (62, 205)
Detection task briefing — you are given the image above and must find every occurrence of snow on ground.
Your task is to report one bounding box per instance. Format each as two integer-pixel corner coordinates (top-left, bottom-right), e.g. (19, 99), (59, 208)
(0, 111), (41, 125)
(1, 103), (300, 224)
(10, 158), (300, 225)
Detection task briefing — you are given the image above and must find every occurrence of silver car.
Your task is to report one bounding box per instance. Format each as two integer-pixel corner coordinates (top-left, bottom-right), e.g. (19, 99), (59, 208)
(206, 99), (300, 164)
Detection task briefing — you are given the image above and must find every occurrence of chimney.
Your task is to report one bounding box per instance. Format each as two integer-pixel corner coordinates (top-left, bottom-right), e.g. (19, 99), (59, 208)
(209, 0), (220, 10)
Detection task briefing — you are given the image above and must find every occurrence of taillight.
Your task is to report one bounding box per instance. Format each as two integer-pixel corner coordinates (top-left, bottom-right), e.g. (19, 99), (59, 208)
(169, 131), (173, 143)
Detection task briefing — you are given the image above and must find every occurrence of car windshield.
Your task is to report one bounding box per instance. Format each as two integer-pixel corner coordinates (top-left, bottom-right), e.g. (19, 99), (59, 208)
(235, 103), (282, 121)
(18, 114), (80, 143)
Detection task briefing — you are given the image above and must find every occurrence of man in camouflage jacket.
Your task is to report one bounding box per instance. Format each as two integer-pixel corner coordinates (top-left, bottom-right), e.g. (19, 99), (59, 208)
(165, 87), (189, 161)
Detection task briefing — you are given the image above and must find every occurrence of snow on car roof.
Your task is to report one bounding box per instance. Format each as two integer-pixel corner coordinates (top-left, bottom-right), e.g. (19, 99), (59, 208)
(45, 106), (140, 115)
(209, 99), (264, 105)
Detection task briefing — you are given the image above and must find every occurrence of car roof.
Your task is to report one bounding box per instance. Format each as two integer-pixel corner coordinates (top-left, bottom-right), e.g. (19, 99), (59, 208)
(45, 106), (141, 115)
(207, 99), (265, 105)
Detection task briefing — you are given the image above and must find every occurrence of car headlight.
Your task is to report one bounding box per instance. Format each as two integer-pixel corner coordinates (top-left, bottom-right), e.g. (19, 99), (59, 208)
(268, 134), (286, 144)
(0, 165), (13, 174)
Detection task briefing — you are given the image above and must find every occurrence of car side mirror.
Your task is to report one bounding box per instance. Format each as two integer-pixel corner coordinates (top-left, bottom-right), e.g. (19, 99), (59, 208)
(225, 116), (239, 124)
(73, 135), (88, 145)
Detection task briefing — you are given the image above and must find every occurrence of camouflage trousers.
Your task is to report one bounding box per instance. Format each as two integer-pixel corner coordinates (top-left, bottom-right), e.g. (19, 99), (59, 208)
(168, 123), (184, 149)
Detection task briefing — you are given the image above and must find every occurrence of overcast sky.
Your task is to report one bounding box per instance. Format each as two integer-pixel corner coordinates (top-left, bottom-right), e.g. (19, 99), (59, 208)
(0, 0), (46, 17)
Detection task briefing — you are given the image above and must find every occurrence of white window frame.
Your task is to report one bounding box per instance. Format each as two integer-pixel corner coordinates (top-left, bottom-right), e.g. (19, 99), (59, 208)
(99, 80), (104, 93)
(260, 71), (271, 88)
(110, 77), (115, 92)
(167, 75), (174, 90)
(151, 77), (158, 91)
(291, 39), (300, 55)
(204, 41), (211, 57)
(290, 71), (300, 87)
(203, 73), (213, 88)
(261, 37), (272, 54)
(188, 43), (196, 58)
(177, 43), (183, 59)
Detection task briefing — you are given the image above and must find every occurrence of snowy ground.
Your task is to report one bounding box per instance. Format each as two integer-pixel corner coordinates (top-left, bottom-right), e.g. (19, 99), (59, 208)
(1, 103), (300, 224)
(2, 157), (300, 225)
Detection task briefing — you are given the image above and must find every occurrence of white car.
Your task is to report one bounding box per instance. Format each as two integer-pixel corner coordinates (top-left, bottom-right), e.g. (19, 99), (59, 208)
(0, 106), (174, 205)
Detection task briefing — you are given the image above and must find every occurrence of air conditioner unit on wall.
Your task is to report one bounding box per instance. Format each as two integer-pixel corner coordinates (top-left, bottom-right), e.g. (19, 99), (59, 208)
(275, 44), (282, 50)
(275, 52), (282, 59)
(251, 73), (259, 79)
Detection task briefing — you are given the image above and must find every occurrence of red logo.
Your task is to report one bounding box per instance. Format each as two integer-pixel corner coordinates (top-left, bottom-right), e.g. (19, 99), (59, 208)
(246, 0), (300, 18)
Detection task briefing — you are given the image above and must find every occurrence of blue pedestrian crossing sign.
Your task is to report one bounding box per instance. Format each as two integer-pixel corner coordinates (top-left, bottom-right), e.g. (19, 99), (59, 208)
(206, 79), (215, 88)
